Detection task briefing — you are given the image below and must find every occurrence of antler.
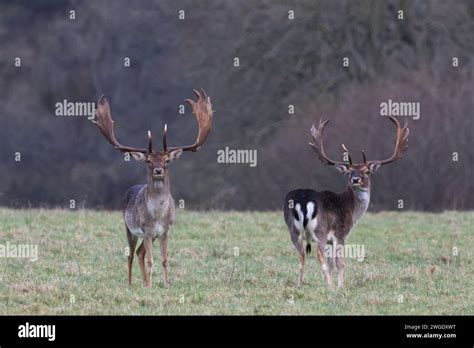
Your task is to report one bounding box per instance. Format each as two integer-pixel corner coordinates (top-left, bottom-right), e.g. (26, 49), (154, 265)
(165, 89), (213, 153)
(341, 143), (353, 165)
(93, 96), (150, 154)
(309, 119), (348, 166)
(367, 116), (409, 166)
(309, 116), (409, 167)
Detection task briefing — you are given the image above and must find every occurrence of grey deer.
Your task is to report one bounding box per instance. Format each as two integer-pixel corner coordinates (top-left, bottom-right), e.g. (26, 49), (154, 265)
(284, 116), (408, 288)
(93, 90), (213, 288)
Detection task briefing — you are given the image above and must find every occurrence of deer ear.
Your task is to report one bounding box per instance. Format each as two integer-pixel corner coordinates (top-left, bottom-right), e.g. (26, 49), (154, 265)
(334, 164), (350, 174)
(368, 162), (381, 173)
(168, 149), (183, 162)
(130, 152), (147, 162)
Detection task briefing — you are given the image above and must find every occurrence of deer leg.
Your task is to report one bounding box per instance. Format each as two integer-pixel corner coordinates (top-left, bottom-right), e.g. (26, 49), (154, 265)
(143, 236), (154, 288)
(326, 240), (335, 274)
(335, 241), (345, 288)
(290, 225), (305, 288)
(126, 228), (138, 285)
(159, 233), (170, 288)
(136, 241), (147, 286)
(297, 237), (305, 288)
(316, 241), (333, 287)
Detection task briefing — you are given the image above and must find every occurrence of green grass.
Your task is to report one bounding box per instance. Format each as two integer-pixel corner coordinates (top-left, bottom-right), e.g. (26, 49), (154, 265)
(0, 209), (472, 315)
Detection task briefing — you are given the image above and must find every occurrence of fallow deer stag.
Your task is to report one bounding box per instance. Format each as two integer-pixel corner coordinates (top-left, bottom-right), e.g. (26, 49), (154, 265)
(284, 116), (408, 288)
(93, 90), (212, 288)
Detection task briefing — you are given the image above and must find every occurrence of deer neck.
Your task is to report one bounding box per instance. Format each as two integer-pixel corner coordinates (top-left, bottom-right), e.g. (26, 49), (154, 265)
(145, 173), (171, 216)
(347, 184), (371, 224)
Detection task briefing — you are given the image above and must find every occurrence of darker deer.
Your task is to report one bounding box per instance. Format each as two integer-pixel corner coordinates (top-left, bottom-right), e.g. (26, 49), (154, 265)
(284, 116), (409, 288)
(93, 90), (213, 288)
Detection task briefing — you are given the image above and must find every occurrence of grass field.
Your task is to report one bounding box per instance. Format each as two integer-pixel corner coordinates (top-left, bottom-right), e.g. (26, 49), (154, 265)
(0, 209), (472, 315)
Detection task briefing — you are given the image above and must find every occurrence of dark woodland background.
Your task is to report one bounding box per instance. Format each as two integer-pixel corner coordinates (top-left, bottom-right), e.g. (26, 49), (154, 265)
(0, 0), (472, 211)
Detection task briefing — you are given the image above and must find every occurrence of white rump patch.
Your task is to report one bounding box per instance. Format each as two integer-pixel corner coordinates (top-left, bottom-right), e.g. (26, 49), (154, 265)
(306, 202), (315, 221)
(294, 201), (319, 242)
(294, 203), (305, 234)
(306, 202), (318, 242)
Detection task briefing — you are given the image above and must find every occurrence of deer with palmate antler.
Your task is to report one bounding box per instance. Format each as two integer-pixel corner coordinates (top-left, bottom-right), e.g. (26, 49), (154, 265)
(93, 90), (212, 288)
(284, 116), (408, 288)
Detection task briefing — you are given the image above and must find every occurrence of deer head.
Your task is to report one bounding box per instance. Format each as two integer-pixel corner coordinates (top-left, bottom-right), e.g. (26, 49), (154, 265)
(93, 89), (213, 182)
(309, 116), (409, 190)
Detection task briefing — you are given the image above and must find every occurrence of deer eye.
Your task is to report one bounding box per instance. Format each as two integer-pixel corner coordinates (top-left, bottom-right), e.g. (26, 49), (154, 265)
(164, 159), (171, 164)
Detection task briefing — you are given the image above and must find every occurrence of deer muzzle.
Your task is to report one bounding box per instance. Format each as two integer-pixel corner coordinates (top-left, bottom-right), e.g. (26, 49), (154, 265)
(153, 168), (164, 179)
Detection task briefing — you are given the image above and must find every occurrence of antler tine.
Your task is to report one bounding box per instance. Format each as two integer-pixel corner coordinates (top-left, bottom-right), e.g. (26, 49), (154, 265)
(147, 130), (152, 154)
(92, 96), (148, 154)
(167, 89), (213, 153)
(162, 124), (168, 152)
(369, 116), (409, 166)
(361, 150), (367, 163)
(308, 118), (347, 166)
(341, 143), (353, 165)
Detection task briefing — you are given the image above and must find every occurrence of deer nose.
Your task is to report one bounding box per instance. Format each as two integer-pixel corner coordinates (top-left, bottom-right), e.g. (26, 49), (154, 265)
(351, 177), (361, 184)
(153, 168), (164, 176)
